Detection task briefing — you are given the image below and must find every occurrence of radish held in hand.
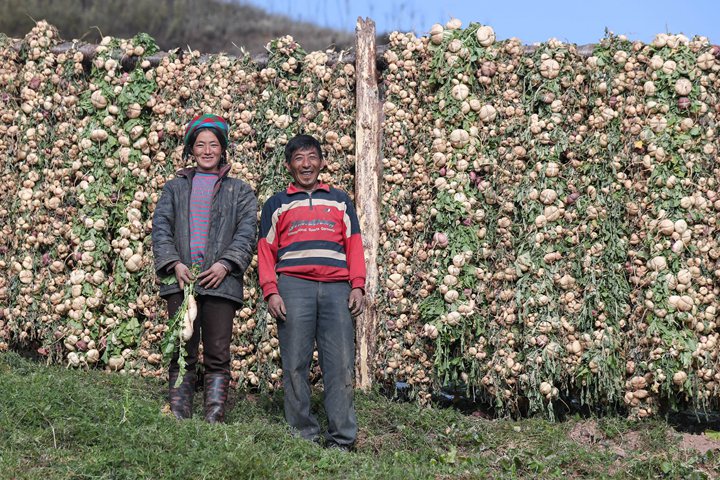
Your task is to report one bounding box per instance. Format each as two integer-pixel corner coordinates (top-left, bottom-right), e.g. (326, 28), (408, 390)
(160, 266), (200, 387)
(181, 294), (197, 341)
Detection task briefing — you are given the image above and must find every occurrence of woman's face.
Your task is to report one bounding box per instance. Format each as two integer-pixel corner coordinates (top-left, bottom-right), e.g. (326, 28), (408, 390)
(192, 129), (223, 173)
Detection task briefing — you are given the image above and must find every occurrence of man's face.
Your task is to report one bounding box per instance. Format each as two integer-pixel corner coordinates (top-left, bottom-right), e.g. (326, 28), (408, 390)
(286, 146), (325, 191)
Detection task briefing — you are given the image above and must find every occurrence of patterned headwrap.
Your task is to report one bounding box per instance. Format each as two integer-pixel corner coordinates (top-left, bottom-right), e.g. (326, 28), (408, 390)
(183, 114), (229, 148)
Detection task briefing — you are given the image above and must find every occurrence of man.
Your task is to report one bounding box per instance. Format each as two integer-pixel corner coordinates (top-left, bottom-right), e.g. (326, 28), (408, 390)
(258, 134), (366, 451)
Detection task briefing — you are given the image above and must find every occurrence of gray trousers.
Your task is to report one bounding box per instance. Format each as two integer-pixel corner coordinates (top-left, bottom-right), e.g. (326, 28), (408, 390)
(277, 274), (357, 445)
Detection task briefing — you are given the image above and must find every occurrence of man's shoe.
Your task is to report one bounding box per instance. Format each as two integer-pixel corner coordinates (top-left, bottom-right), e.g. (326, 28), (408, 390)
(325, 441), (354, 452)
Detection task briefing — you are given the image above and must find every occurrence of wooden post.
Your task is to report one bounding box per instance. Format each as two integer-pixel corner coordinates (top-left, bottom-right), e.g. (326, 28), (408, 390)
(354, 17), (381, 391)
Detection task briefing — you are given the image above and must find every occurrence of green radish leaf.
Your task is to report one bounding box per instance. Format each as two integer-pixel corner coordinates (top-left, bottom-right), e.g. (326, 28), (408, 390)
(160, 275), (178, 285)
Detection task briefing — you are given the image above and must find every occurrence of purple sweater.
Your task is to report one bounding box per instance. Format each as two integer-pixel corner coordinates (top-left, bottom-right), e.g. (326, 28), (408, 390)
(189, 172), (218, 265)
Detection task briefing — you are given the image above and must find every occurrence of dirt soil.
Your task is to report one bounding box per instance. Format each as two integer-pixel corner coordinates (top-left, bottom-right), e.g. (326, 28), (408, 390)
(679, 432), (720, 455)
(569, 420), (720, 456)
(569, 420), (640, 458)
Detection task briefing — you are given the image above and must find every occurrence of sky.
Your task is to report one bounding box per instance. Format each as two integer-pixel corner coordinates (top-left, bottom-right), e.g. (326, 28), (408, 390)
(247, 0), (719, 45)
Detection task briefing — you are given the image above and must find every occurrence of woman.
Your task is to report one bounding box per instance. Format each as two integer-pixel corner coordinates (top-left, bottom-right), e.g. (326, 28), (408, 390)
(152, 114), (257, 422)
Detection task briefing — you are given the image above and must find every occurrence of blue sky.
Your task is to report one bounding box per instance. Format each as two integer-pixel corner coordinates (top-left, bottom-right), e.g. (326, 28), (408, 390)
(247, 0), (719, 45)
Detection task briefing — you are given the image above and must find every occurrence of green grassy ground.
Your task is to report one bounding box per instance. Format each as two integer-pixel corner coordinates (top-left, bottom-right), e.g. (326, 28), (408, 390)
(0, 351), (716, 479)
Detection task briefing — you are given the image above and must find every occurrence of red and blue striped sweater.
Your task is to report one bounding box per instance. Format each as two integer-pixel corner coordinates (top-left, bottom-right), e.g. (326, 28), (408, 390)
(258, 182), (366, 299)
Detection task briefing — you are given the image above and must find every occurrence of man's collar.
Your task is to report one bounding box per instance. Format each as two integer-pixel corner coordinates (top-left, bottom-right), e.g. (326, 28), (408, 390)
(286, 182), (330, 194)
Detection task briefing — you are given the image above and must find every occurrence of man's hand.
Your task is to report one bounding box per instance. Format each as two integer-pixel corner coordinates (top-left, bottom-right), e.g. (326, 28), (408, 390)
(197, 262), (229, 289)
(268, 294), (287, 321)
(348, 288), (365, 317)
(174, 263), (194, 289)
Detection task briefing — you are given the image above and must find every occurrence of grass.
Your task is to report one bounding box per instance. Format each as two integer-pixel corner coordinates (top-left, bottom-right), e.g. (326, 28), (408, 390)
(0, 351), (717, 479)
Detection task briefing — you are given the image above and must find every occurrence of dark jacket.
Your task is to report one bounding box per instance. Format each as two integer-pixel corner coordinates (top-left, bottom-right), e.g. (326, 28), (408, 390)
(152, 165), (257, 304)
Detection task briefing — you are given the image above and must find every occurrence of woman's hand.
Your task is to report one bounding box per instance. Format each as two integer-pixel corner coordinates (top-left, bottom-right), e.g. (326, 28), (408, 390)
(197, 262), (229, 289)
(174, 263), (194, 289)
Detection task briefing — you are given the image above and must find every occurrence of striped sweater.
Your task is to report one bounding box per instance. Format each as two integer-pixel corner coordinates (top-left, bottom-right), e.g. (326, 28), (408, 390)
(258, 182), (366, 299)
(188, 172), (218, 265)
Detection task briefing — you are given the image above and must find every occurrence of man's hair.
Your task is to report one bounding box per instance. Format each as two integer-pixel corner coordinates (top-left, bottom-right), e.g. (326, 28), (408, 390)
(284, 134), (322, 163)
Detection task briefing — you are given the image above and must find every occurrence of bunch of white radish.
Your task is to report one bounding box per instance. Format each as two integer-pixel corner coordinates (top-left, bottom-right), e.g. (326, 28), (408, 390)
(161, 271), (198, 387)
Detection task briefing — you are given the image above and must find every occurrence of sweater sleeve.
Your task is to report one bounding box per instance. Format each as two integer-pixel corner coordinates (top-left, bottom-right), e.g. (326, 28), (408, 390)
(257, 197), (280, 299)
(342, 193), (367, 291)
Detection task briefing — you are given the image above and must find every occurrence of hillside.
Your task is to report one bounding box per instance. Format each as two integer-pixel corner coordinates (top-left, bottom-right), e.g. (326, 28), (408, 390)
(0, 0), (356, 54)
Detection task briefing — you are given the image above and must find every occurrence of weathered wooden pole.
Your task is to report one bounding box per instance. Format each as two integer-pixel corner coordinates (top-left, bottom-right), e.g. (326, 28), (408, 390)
(354, 17), (382, 391)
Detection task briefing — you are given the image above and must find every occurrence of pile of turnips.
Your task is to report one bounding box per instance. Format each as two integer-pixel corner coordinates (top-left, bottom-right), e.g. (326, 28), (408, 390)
(1, 19), (719, 419)
(377, 18), (719, 418)
(0, 22), (356, 391)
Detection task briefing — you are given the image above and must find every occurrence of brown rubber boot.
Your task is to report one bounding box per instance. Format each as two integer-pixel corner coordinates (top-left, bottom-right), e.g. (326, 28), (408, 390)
(203, 373), (230, 423)
(168, 367), (196, 419)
